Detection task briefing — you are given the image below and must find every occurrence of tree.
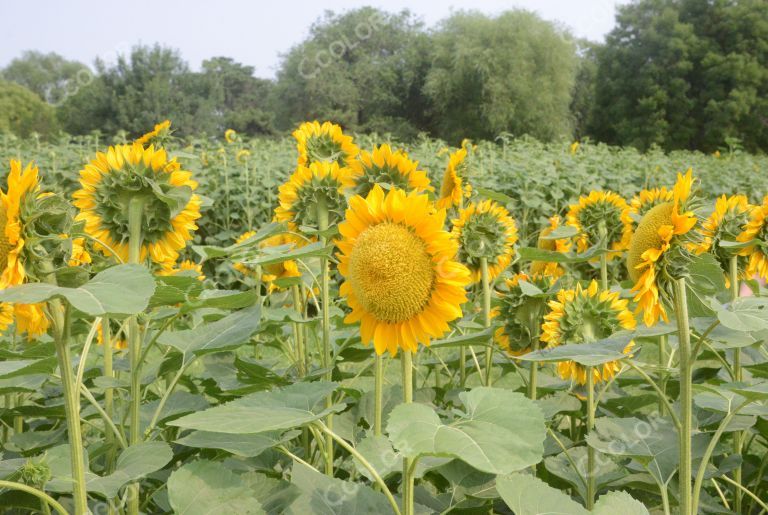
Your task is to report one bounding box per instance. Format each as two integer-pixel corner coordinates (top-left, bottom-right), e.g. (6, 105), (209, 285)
(0, 80), (58, 137)
(424, 10), (578, 144)
(570, 40), (600, 141)
(1, 51), (90, 105)
(272, 7), (432, 138)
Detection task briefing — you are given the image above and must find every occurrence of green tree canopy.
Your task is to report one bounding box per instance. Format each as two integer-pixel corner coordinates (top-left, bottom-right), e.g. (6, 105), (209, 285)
(0, 80), (58, 137)
(1, 51), (90, 105)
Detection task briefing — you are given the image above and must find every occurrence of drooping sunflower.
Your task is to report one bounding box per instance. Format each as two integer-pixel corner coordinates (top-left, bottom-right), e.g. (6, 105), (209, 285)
(451, 199), (518, 283)
(73, 143), (202, 264)
(629, 187), (674, 221)
(567, 190), (633, 256)
(292, 121), (359, 167)
(695, 194), (751, 282)
(349, 144), (432, 197)
(224, 129), (237, 144)
(627, 169), (701, 326)
(337, 185), (471, 356)
(737, 195), (768, 280)
(0, 161), (51, 336)
(274, 161), (355, 230)
(494, 272), (554, 356)
(530, 215), (572, 278)
(541, 280), (636, 384)
(135, 120), (172, 147)
(436, 147), (471, 210)
(159, 259), (206, 282)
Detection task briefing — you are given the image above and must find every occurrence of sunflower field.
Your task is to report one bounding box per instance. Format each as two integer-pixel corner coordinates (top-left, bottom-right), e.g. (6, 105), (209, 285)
(0, 121), (766, 515)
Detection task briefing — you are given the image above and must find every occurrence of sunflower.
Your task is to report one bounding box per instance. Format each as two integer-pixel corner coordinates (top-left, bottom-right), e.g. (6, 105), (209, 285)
(696, 195), (751, 281)
(97, 321), (127, 350)
(68, 237), (92, 266)
(629, 187), (674, 220)
(541, 280), (636, 384)
(737, 195), (768, 279)
(451, 200), (518, 283)
(236, 149), (251, 163)
(627, 169), (700, 326)
(292, 121), (359, 167)
(224, 129), (237, 144)
(436, 147), (471, 210)
(159, 259), (206, 281)
(135, 120), (171, 147)
(73, 143), (202, 264)
(531, 215), (572, 277)
(337, 185), (471, 356)
(0, 161), (51, 336)
(274, 161), (355, 230)
(349, 144), (432, 197)
(494, 272), (554, 356)
(567, 191), (633, 256)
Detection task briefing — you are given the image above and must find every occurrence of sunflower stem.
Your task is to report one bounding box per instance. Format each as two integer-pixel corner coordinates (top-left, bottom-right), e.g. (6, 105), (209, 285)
(674, 277), (692, 515)
(459, 347), (466, 387)
(291, 285), (306, 378)
(402, 350), (414, 515)
(658, 333), (667, 414)
(598, 221), (608, 291)
(586, 365), (596, 510)
(728, 255), (743, 513)
(480, 257), (493, 387)
(374, 353), (383, 436)
(102, 317), (117, 489)
(316, 196), (334, 476)
(528, 339), (539, 400)
(127, 197), (144, 515)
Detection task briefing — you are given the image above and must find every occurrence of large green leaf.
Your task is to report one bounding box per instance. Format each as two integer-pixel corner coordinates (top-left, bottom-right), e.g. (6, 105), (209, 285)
(168, 460), (265, 515)
(518, 245), (608, 264)
(516, 335), (633, 366)
(714, 297), (768, 332)
(387, 388), (545, 474)
(0, 358), (56, 379)
(170, 381), (341, 434)
(176, 430), (299, 457)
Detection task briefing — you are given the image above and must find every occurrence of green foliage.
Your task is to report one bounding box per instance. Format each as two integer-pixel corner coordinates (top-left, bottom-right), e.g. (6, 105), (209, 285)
(0, 80), (58, 138)
(425, 10), (578, 143)
(1, 51), (90, 105)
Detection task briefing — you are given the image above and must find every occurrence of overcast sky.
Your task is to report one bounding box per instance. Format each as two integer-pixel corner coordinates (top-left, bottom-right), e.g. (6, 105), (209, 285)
(0, 0), (629, 78)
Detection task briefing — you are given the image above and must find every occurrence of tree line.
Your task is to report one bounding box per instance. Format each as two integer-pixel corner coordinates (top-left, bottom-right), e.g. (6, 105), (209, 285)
(1, 0), (767, 152)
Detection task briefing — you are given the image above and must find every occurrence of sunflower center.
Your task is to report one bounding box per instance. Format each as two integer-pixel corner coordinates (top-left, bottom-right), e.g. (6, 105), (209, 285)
(440, 170), (457, 199)
(349, 222), (435, 323)
(627, 202), (673, 281)
(0, 207), (10, 272)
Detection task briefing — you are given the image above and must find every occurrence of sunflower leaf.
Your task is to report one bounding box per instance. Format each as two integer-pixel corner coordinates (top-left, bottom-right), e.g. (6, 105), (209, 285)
(516, 334), (633, 366)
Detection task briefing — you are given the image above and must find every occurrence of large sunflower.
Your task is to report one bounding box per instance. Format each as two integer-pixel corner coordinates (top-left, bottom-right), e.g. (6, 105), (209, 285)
(274, 161), (355, 230)
(494, 272), (553, 356)
(567, 190), (633, 256)
(451, 199), (518, 283)
(337, 185), (471, 356)
(696, 195), (751, 281)
(0, 161), (51, 336)
(629, 187), (674, 221)
(292, 121), (359, 167)
(737, 195), (768, 279)
(541, 280), (636, 384)
(436, 147), (471, 210)
(530, 215), (572, 277)
(349, 144), (432, 197)
(627, 169), (700, 326)
(73, 143), (201, 264)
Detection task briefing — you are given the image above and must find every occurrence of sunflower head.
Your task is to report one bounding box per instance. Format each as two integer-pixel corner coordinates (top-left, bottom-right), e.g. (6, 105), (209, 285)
(349, 144), (432, 198)
(73, 143), (202, 264)
(627, 169), (701, 326)
(274, 161), (355, 230)
(159, 259), (205, 282)
(292, 121), (359, 167)
(436, 147), (472, 210)
(494, 272), (554, 356)
(236, 149), (251, 163)
(696, 195), (751, 278)
(224, 129), (238, 144)
(451, 199), (518, 283)
(337, 185), (471, 356)
(541, 280), (636, 384)
(737, 195), (768, 280)
(567, 190), (633, 256)
(135, 120), (172, 147)
(629, 187), (674, 221)
(531, 215), (572, 278)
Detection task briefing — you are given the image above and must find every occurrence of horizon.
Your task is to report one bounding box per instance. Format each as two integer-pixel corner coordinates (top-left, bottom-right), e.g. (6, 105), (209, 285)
(0, 0), (629, 78)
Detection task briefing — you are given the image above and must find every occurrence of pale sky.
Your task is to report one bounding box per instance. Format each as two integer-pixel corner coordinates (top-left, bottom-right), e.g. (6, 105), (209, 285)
(0, 0), (629, 78)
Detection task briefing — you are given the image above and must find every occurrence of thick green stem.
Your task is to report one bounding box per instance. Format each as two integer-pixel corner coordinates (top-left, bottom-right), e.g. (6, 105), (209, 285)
(401, 350), (414, 515)
(586, 366), (596, 510)
(51, 302), (89, 514)
(728, 255), (743, 513)
(374, 353), (383, 436)
(291, 286), (306, 377)
(0, 480), (69, 515)
(316, 197), (334, 476)
(480, 258), (493, 387)
(658, 334), (667, 414)
(674, 277), (692, 515)
(459, 346), (466, 387)
(598, 222), (608, 290)
(127, 197), (144, 515)
(528, 339), (539, 400)
(102, 318), (116, 474)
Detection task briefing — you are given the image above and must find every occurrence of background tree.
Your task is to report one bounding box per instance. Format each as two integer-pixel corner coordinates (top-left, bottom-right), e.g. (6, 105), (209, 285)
(424, 10), (578, 144)
(1, 51), (90, 105)
(0, 80), (58, 137)
(570, 40), (599, 141)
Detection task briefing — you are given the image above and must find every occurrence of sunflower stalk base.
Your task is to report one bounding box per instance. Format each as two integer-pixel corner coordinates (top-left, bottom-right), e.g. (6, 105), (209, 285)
(481, 258), (493, 386)
(401, 350), (414, 515)
(127, 197), (144, 515)
(374, 353), (383, 436)
(316, 197), (334, 476)
(586, 365), (596, 510)
(674, 277), (693, 515)
(729, 255), (743, 513)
